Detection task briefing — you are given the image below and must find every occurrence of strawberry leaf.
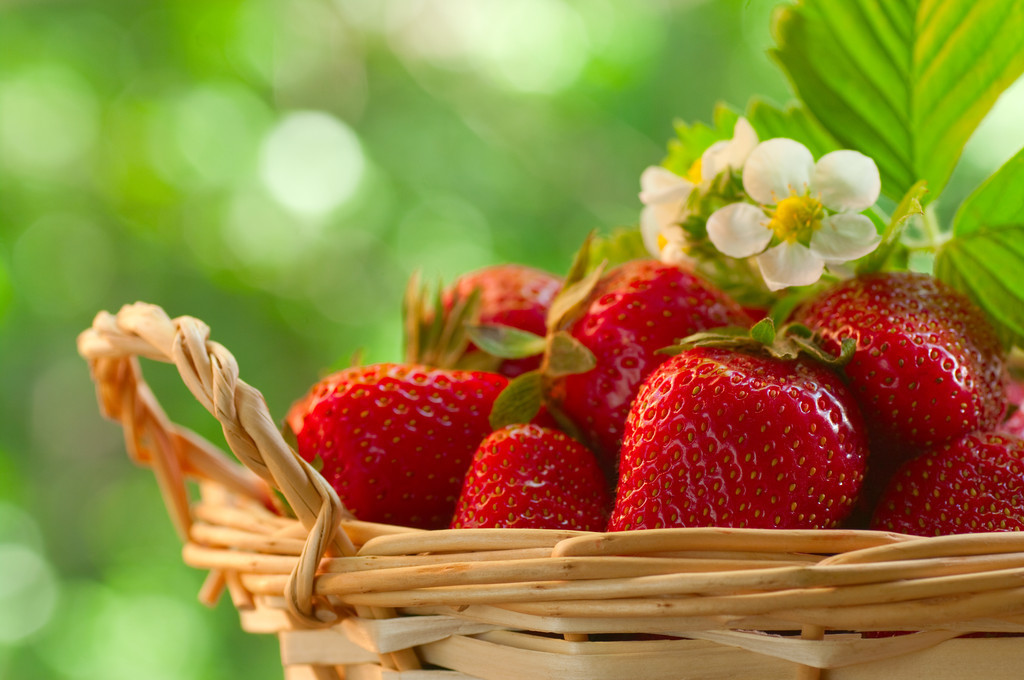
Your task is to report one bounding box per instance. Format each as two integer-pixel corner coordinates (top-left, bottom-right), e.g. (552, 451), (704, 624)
(744, 97), (839, 160)
(953, 146), (1024, 237)
(489, 370), (544, 430)
(935, 224), (1024, 349)
(465, 324), (546, 359)
(772, 1), (1024, 204)
(937, 147), (1024, 348)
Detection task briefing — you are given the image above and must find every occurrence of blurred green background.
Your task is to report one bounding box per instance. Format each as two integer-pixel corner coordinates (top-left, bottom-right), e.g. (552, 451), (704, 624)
(1, 0), (1022, 678)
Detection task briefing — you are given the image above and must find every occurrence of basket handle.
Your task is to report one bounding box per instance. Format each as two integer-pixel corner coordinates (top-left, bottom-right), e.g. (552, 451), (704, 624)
(78, 302), (356, 623)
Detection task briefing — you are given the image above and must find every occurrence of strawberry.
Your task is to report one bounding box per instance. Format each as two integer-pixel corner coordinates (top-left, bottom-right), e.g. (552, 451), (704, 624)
(442, 264), (563, 377)
(553, 259), (751, 465)
(609, 346), (868, 531)
(288, 363), (507, 529)
(792, 272), (1006, 457)
(451, 423), (610, 530)
(870, 432), (1024, 536)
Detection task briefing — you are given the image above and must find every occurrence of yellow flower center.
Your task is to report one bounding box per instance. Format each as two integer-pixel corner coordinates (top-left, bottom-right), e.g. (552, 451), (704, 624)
(685, 158), (703, 185)
(769, 195), (824, 245)
(657, 233), (669, 251)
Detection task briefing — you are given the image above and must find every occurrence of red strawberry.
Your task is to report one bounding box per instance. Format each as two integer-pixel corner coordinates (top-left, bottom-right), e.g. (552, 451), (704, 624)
(609, 347), (868, 531)
(288, 363), (507, 529)
(792, 272), (1006, 457)
(870, 432), (1024, 536)
(451, 423), (610, 530)
(553, 259), (751, 464)
(444, 264), (562, 377)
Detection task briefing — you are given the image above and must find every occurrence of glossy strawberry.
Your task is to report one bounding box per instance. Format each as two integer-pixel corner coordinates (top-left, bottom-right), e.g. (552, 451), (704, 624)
(451, 423), (610, 530)
(444, 264), (563, 377)
(288, 363), (507, 529)
(871, 432), (1024, 536)
(793, 272), (1006, 456)
(609, 347), (868, 531)
(554, 259), (751, 464)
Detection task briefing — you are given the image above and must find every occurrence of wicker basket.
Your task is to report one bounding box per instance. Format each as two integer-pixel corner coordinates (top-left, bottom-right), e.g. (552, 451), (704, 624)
(78, 302), (1024, 680)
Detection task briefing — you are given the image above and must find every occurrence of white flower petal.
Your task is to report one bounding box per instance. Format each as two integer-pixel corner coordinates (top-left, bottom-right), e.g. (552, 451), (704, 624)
(660, 233), (693, 265)
(639, 206), (663, 257)
(757, 242), (825, 291)
(811, 213), (881, 263)
(706, 202), (773, 258)
(812, 150), (881, 212)
(742, 138), (815, 205)
(700, 118), (759, 182)
(700, 140), (731, 180)
(639, 166), (693, 205)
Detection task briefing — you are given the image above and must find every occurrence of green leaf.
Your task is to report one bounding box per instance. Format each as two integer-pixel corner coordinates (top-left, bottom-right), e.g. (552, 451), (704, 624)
(744, 97), (839, 160)
(750, 317), (777, 346)
(544, 331), (597, 379)
(546, 260), (606, 331)
(489, 370), (544, 430)
(935, 223), (1024, 347)
(953, 145), (1024, 237)
(663, 103), (740, 175)
(858, 180), (928, 274)
(589, 228), (649, 272)
(772, 1), (1024, 204)
(465, 324), (546, 359)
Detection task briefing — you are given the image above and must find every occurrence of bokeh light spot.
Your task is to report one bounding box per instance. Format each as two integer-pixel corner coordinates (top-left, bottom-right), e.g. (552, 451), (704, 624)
(166, 82), (271, 188)
(0, 65), (99, 175)
(0, 543), (59, 644)
(259, 111), (366, 217)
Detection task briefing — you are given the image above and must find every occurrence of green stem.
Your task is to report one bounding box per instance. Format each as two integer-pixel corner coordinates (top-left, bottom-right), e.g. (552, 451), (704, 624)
(920, 204), (946, 252)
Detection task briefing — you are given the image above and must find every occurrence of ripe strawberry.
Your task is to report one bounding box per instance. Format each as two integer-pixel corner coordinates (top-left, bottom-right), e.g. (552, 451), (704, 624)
(553, 259), (751, 464)
(792, 272), (1006, 457)
(870, 432), (1024, 536)
(609, 347), (868, 531)
(443, 264), (563, 377)
(451, 423), (610, 530)
(288, 363), (507, 530)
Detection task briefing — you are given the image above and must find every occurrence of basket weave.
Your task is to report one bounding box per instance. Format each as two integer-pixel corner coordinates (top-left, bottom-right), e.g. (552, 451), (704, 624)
(78, 302), (1024, 680)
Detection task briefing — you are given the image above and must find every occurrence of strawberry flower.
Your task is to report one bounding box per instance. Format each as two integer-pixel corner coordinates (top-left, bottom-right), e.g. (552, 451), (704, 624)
(639, 118), (759, 263)
(705, 138), (881, 291)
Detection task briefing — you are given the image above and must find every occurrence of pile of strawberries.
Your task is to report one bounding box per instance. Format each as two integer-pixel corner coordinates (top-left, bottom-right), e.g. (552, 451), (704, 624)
(286, 241), (1022, 537)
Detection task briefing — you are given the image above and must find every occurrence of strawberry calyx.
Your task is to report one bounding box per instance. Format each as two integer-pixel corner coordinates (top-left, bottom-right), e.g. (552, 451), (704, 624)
(484, 234), (605, 433)
(403, 270), (499, 371)
(661, 317), (856, 369)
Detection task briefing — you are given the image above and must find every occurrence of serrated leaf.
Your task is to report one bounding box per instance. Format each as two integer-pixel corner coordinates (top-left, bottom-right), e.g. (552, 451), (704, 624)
(953, 145), (1024, 237)
(744, 97), (839, 160)
(935, 224), (1024, 347)
(772, 1), (1024, 204)
(858, 180), (928, 274)
(489, 370), (544, 430)
(465, 324), (546, 359)
(544, 331), (596, 379)
(589, 228), (649, 273)
(663, 103), (740, 174)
